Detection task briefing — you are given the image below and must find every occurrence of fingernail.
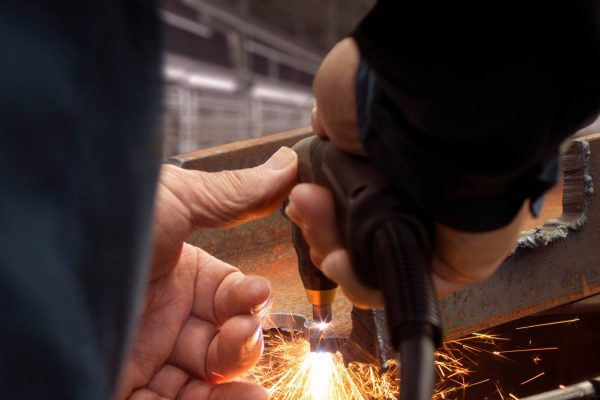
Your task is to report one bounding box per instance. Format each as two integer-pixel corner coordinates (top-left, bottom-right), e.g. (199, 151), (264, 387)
(284, 203), (294, 219)
(285, 202), (306, 230)
(264, 147), (296, 170)
(252, 296), (272, 319)
(245, 326), (262, 352)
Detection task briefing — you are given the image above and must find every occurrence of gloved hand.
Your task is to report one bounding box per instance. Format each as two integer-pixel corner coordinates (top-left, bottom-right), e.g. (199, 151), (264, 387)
(288, 38), (530, 305)
(117, 148), (297, 400)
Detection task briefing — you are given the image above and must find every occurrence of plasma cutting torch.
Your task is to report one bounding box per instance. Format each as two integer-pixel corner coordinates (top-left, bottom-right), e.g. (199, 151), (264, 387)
(286, 135), (442, 400)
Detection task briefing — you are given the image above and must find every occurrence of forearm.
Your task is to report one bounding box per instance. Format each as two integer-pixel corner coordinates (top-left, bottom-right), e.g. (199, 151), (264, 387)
(432, 200), (530, 297)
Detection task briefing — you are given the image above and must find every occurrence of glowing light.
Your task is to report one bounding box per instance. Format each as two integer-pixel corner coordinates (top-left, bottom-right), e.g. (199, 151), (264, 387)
(247, 331), (398, 399)
(520, 372), (545, 385)
(163, 67), (238, 92)
(188, 73), (237, 92)
(251, 84), (313, 105)
(515, 318), (580, 330)
(494, 382), (506, 400)
(165, 67), (187, 80)
(316, 322), (329, 331)
(308, 352), (334, 400)
(249, 315), (572, 399)
(493, 347), (558, 356)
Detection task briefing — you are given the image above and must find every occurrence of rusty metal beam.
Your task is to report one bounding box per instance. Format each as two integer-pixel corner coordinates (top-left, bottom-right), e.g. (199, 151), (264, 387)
(171, 127), (350, 333)
(170, 126), (312, 172)
(441, 134), (600, 339)
(173, 128), (600, 341)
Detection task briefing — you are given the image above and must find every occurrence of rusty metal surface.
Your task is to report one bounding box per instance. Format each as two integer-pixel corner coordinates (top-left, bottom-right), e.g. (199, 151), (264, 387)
(441, 134), (600, 340)
(170, 127), (312, 172)
(542, 293), (600, 315)
(521, 178), (563, 232)
(175, 127), (600, 341)
(173, 127), (310, 271)
(175, 128), (354, 337)
(339, 308), (392, 370)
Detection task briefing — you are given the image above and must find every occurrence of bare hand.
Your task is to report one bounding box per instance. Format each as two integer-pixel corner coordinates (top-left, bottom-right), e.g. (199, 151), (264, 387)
(297, 38), (530, 306)
(117, 147), (297, 400)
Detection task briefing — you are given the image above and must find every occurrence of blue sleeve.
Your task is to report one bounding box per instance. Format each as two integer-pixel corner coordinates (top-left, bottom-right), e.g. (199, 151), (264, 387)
(0, 2), (162, 398)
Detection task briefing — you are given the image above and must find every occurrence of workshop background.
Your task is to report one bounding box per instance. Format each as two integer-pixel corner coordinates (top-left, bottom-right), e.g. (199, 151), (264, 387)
(164, 2), (600, 398)
(160, 0), (600, 160)
(160, 0), (375, 158)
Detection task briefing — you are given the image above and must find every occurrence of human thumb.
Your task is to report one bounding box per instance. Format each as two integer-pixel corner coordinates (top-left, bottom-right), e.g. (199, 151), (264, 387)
(168, 146), (298, 230)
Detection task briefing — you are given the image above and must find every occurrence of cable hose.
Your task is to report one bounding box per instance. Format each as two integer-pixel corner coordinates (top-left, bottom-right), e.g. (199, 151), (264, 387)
(371, 217), (441, 400)
(520, 376), (600, 399)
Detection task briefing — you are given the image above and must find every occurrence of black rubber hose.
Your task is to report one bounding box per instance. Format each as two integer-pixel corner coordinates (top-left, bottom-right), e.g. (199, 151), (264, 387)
(371, 217), (441, 400)
(520, 376), (600, 400)
(398, 337), (437, 400)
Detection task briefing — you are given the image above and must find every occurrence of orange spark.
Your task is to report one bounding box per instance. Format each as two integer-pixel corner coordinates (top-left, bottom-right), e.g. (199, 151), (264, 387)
(493, 347), (558, 355)
(494, 382), (506, 400)
(250, 317), (570, 399)
(247, 330), (399, 399)
(520, 372), (545, 385)
(516, 318), (579, 330)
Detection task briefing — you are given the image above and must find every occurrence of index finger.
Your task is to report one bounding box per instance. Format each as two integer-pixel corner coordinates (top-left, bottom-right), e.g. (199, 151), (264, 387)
(189, 249), (270, 324)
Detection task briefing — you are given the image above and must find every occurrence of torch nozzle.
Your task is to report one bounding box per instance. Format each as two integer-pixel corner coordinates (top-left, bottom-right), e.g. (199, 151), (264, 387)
(312, 304), (333, 323)
(304, 318), (340, 353)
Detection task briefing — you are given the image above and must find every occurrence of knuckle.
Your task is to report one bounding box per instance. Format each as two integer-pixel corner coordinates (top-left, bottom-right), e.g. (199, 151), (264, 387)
(193, 169), (270, 225)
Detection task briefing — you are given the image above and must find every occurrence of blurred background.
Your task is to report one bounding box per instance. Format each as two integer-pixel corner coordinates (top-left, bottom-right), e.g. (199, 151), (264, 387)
(161, 0), (600, 159)
(161, 0), (374, 158)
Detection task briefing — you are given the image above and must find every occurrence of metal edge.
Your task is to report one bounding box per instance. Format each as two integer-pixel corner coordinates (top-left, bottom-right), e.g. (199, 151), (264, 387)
(441, 133), (600, 340)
